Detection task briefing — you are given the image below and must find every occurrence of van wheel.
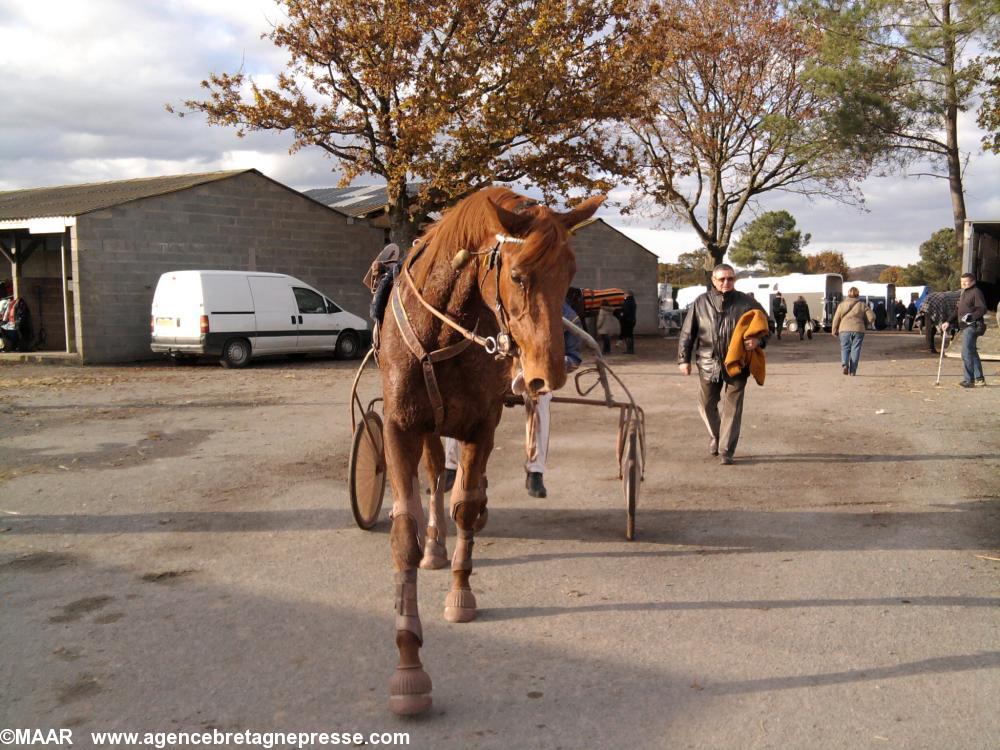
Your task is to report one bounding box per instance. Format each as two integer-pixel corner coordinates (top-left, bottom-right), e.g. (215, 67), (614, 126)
(336, 330), (361, 359)
(221, 338), (252, 368)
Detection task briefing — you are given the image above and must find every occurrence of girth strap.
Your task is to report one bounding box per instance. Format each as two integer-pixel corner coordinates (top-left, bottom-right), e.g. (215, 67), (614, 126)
(390, 284), (475, 434)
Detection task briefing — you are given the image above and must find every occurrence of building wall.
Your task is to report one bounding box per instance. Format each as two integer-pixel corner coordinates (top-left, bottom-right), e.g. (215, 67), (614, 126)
(569, 220), (659, 334)
(74, 172), (385, 363)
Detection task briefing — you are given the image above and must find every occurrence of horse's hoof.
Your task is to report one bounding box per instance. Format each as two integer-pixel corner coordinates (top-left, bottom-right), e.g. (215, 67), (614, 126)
(419, 538), (449, 570)
(389, 666), (432, 716)
(443, 588), (477, 623)
(472, 507), (488, 533)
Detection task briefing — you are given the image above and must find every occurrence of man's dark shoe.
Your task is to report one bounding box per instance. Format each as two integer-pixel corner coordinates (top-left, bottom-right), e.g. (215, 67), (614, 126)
(842, 365), (849, 375)
(720, 454), (734, 465)
(957, 381), (974, 389)
(444, 468), (457, 492)
(526, 471), (547, 498)
(709, 438), (719, 456)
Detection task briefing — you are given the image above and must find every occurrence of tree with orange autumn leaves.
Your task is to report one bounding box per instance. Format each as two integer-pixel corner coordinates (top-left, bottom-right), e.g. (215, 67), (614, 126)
(176, 0), (657, 246)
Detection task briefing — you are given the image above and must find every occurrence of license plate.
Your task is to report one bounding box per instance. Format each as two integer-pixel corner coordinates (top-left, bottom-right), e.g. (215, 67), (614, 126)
(156, 317), (175, 327)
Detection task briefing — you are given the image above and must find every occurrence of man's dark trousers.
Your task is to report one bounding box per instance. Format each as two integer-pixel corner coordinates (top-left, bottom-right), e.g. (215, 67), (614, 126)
(698, 375), (748, 457)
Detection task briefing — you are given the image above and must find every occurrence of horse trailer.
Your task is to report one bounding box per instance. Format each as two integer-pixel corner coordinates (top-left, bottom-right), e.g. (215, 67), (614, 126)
(734, 273), (844, 331)
(963, 220), (1000, 310)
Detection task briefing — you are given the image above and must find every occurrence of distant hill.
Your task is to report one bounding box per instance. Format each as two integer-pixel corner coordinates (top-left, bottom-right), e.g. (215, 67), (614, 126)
(847, 264), (889, 282)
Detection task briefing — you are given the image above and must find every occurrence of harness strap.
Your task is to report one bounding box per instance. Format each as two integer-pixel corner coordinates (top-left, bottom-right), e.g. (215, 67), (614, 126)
(391, 284), (474, 434)
(401, 259), (493, 350)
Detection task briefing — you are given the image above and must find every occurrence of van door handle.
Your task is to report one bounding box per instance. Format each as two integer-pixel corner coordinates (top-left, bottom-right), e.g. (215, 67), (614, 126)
(291, 315), (296, 324)
(298, 315), (303, 324)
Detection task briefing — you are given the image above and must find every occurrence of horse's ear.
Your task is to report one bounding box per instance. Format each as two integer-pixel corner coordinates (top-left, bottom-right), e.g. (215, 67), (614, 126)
(558, 195), (605, 230)
(491, 201), (534, 237)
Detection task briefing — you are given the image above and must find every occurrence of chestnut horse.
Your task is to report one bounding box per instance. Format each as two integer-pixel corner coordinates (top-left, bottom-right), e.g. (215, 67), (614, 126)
(378, 186), (603, 715)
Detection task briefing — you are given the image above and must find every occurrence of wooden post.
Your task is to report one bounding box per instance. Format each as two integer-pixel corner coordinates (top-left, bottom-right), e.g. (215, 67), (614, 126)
(61, 232), (71, 352)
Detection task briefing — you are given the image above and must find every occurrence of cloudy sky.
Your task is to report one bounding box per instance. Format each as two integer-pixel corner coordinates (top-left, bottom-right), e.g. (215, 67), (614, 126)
(2, 0), (998, 269)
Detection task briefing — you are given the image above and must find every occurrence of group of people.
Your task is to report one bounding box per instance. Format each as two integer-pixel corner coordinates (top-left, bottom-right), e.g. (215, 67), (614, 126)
(829, 278), (988, 387)
(769, 292), (814, 340)
(892, 299), (919, 331)
(595, 292), (637, 355)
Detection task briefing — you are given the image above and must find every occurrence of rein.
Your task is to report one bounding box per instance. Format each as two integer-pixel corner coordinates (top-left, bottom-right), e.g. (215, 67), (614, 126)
(400, 234), (525, 358)
(390, 233), (525, 434)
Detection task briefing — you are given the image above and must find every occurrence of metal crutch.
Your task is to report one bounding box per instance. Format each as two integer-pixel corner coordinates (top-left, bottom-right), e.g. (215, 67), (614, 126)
(934, 326), (949, 386)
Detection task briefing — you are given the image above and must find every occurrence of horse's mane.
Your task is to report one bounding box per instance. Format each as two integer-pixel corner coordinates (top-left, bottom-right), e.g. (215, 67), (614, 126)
(410, 187), (572, 289)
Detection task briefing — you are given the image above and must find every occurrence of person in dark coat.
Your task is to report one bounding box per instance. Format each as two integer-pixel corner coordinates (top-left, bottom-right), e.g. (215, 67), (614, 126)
(945, 273), (988, 388)
(616, 291), (637, 354)
(770, 291), (787, 339)
(677, 264), (768, 465)
(905, 300), (918, 331)
(873, 301), (887, 330)
(893, 299), (907, 330)
(792, 296), (811, 340)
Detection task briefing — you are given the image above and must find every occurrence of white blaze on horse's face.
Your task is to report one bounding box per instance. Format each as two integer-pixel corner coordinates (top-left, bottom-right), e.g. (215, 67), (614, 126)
(492, 195), (605, 397)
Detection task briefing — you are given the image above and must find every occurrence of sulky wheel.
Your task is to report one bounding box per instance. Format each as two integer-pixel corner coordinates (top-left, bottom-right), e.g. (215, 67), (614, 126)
(623, 427), (640, 541)
(349, 411), (387, 530)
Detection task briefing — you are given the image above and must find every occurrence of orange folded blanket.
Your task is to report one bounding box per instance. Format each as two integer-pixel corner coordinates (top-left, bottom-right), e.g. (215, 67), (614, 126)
(725, 309), (768, 385)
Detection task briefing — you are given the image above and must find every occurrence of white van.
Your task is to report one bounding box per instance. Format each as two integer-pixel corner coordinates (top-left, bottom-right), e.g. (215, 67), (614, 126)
(151, 270), (369, 367)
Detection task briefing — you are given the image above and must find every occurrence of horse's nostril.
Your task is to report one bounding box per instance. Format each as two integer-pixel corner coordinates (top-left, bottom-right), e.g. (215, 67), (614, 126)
(528, 378), (548, 394)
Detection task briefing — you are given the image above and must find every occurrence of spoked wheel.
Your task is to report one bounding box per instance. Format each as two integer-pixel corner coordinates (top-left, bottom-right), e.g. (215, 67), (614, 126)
(349, 411), (386, 530)
(623, 427), (640, 541)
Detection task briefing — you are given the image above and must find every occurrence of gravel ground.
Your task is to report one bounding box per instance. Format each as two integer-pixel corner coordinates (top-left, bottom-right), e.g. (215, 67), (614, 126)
(1, 330), (998, 750)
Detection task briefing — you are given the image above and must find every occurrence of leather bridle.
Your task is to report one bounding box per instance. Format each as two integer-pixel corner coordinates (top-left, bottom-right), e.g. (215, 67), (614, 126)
(389, 233), (526, 434)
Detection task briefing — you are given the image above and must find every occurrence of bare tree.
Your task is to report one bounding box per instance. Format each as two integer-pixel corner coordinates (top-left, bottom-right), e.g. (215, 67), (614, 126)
(625, 0), (866, 269)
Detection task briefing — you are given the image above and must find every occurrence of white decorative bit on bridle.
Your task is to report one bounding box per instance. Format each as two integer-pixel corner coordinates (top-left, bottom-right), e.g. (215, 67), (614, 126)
(495, 233), (526, 245)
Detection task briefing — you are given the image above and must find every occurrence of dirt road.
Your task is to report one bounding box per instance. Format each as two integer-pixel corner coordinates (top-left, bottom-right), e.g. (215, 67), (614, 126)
(1, 331), (998, 749)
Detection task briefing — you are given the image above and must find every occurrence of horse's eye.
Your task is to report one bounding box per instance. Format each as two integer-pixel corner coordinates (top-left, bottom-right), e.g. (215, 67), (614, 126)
(510, 270), (526, 288)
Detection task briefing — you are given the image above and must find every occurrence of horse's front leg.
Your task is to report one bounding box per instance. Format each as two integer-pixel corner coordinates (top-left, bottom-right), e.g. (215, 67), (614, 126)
(384, 420), (433, 715)
(419, 435), (449, 570)
(444, 417), (497, 623)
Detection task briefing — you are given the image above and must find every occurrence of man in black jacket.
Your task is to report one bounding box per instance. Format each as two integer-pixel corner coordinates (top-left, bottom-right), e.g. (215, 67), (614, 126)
(770, 291), (787, 339)
(945, 273), (988, 388)
(678, 264), (768, 465)
(616, 290), (637, 354)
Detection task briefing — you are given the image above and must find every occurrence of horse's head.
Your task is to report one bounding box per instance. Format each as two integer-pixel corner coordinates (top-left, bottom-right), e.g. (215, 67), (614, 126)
(485, 190), (604, 397)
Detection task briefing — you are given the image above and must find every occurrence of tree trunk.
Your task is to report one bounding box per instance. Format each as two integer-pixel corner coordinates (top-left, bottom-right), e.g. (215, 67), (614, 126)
(386, 183), (419, 250)
(942, 0), (967, 256)
(701, 244), (725, 287)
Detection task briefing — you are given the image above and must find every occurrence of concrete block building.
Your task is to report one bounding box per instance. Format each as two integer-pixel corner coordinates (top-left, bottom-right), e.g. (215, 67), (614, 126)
(568, 218), (660, 335)
(0, 170), (384, 363)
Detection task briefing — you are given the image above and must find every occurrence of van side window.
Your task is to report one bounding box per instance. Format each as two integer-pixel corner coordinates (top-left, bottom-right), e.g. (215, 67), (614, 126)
(325, 298), (341, 314)
(293, 287), (327, 315)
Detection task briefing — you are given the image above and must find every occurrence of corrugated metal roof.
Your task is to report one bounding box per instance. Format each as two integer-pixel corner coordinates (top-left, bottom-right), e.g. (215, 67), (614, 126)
(0, 170), (253, 221)
(304, 183), (421, 217)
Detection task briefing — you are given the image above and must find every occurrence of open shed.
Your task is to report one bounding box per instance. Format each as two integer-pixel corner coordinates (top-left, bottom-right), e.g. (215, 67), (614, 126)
(0, 170), (384, 363)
